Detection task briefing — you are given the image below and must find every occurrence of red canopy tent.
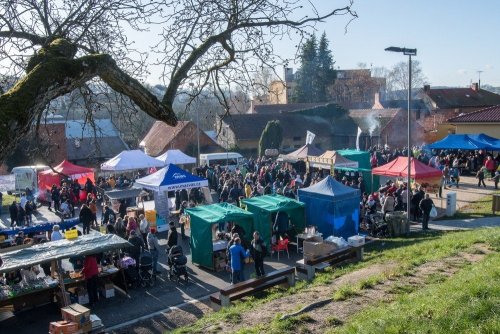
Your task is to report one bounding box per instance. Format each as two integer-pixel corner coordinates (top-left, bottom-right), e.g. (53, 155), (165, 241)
(372, 157), (442, 193)
(38, 160), (95, 192)
(372, 157), (442, 178)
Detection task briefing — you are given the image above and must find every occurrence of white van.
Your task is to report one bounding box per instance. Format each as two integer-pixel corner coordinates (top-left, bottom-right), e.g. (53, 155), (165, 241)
(199, 152), (244, 171)
(11, 165), (50, 193)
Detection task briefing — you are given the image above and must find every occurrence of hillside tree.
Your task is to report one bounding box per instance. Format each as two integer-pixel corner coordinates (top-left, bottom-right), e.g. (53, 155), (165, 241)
(258, 120), (282, 157)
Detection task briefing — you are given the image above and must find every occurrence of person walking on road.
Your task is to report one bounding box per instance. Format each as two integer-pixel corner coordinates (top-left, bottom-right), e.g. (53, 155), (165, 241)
(419, 193), (434, 230)
(250, 231), (267, 277)
(147, 228), (162, 274)
(166, 221), (178, 252)
(79, 203), (93, 235)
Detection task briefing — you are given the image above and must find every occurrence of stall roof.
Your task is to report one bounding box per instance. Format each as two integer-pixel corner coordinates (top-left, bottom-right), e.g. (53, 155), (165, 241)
(372, 157), (442, 179)
(0, 234), (130, 273)
(134, 163), (208, 192)
(105, 188), (148, 200)
(186, 202), (253, 224)
(242, 194), (304, 212)
(101, 150), (164, 171)
(298, 175), (360, 201)
(427, 134), (494, 150)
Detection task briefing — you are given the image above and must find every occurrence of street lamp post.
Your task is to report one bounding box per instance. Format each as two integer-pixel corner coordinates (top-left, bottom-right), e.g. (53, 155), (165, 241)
(385, 46), (417, 222)
(189, 83), (200, 166)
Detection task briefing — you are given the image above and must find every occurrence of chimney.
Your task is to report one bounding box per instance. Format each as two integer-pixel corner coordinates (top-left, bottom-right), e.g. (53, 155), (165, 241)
(471, 82), (479, 91)
(372, 92), (384, 109)
(423, 84), (430, 93)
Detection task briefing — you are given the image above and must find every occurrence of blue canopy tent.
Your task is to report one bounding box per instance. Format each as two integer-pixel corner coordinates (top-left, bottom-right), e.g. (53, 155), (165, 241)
(428, 134), (494, 150)
(468, 133), (500, 150)
(298, 176), (360, 239)
(134, 163), (208, 192)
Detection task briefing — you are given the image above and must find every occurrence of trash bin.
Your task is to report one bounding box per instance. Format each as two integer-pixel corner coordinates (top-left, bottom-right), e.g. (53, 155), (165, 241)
(386, 211), (409, 237)
(493, 194), (500, 214)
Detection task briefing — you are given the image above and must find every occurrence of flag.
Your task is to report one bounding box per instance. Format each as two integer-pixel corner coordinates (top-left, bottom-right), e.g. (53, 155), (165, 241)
(356, 126), (363, 151)
(305, 130), (316, 145)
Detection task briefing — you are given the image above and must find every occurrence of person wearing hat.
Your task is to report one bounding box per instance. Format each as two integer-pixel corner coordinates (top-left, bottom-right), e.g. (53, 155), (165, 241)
(166, 221), (178, 252)
(51, 225), (63, 241)
(15, 231), (25, 245)
(147, 228), (162, 274)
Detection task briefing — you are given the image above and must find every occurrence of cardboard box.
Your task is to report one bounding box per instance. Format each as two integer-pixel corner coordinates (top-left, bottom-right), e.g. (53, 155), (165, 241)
(348, 235), (365, 247)
(80, 320), (92, 333)
(61, 304), (91, 326)
(99, 287), (115, 299)
(49, 320), (80, 334)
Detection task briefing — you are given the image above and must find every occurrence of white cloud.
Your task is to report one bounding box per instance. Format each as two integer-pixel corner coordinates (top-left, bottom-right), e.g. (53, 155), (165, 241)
(484, 64), (494, 70)
(457, 69), (468, 75)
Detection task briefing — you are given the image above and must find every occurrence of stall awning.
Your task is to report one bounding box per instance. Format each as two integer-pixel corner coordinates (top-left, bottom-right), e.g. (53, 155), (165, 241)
(105, 188), (148, 200)
(0, 234), (130, 273)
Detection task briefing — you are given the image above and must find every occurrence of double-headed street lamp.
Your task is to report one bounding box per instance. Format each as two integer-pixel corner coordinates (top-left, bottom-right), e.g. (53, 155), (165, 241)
(385, 46), (417, 222)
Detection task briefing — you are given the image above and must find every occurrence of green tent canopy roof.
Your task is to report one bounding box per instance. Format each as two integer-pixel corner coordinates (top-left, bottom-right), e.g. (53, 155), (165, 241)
(241, 194), (305, 212)
(186, 202), (254, 223)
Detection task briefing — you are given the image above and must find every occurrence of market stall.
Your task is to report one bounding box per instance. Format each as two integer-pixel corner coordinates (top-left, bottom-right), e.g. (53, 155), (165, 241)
(0, 234), (130, 311)
(0, 217), (79, 238)
(427, 133), (494, 150)
(186, 203), (254, 271)
(134, 164), (208, 232)
(278, 144), (324, 173)
(155, 149), (196, 166)
(37, 160), (94, 201)
(337, 149), (380, 193)
(372, 156), (443, 192)
(298, 176), (360, 239)
(100, 150), (164, 172)
(241, 195), (305, 247)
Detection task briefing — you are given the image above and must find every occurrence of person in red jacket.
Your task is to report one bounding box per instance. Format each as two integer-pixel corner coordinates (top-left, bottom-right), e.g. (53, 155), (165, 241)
(484, 155), (496, 178)
(81, 255), (99, 306)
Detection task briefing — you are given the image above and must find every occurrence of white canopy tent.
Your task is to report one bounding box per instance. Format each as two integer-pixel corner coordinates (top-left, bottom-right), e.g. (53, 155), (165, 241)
(101, 150), (164, 171)
(156, 149), (196, 166)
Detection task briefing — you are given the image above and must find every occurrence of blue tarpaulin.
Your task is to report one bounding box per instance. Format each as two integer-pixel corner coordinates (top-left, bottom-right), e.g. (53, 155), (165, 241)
(0, 218), (80, 236)
(428, 134), (497, 150)
(298, 176), (360, 239)
(468, 133), (500, 150)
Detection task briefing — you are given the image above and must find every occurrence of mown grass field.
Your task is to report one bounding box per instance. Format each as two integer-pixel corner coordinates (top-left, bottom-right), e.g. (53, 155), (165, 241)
(171, 227), (500, 334)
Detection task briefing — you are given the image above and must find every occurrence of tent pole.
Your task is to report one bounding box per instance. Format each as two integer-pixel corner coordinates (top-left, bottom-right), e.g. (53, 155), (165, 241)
(57, 259), (70, 307)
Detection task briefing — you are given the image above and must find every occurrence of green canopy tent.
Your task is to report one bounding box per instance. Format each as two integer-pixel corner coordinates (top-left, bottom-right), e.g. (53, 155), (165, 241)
(241, 195), (305, 247)
(337, 149), (380, 193)
(186, 203), (255, 269)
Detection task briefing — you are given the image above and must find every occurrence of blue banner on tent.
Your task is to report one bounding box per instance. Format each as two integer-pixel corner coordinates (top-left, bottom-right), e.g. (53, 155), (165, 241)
(0, 218), (80, 236)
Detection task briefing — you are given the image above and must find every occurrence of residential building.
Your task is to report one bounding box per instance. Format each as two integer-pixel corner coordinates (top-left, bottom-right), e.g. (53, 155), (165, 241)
(140, 120), (223, 157)
(421, 83), (500, 142)
(448, 105), (500, 138)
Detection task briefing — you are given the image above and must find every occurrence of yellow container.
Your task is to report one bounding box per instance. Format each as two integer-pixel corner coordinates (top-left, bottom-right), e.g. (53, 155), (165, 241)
(145, 210), (157, 223)
(65, 229), (78, 239)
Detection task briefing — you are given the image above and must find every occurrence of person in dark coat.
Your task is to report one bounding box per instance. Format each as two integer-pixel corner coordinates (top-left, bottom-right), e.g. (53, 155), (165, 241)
(250, 231), (267, 277)
(79, 204), (94, 235)
(118, 200), (127, 219)
(102, 205), (116, 225)
(419, 193), (434, 230)
(127, 230), (144, 268)
(9, 201), (18, 227)
(410, 189), (423, 222)
(166, 221), (178, 251)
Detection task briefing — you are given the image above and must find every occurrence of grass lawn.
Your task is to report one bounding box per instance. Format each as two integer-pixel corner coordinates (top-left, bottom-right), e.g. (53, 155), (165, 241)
(171, 227), (500, 334)
(332, 252), (500, 334)
(437, 190), (500, 220)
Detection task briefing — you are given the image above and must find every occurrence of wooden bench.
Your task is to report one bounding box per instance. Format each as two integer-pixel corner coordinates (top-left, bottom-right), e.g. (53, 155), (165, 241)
(210, 266), (295, 308)
(296, 238), (376, 281)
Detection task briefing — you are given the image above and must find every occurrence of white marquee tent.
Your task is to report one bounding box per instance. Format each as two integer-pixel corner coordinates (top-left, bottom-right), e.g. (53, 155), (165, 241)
(156, 149), (196, 166)
(101, 150), (164, 171)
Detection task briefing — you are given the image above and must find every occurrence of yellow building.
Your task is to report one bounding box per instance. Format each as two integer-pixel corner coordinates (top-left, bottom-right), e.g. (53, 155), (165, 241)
(448, 105), (500, 138)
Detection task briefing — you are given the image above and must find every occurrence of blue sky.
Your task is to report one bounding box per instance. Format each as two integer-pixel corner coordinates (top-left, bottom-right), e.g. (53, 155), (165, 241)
(133, 0), (499, 87)
(295, 0), (500, 87)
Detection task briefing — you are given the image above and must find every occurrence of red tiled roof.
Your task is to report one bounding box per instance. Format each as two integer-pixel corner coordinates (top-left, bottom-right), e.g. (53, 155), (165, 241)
(426, 88), (500, 109)
(448, 105), (500, 123)
(140, 121), (190, 156)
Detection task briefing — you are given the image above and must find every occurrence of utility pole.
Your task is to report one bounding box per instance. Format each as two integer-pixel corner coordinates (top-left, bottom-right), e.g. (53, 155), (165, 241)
(477, 70), (483, 89)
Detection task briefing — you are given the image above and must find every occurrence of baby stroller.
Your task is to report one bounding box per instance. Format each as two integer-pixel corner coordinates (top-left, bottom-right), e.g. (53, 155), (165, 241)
(167, 245), (188, 283)
(139, 251), (155, 287)
(121, 256), (140, 288)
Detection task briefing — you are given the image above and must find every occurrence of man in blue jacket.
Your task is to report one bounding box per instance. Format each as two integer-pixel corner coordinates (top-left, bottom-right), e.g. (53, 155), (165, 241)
(228, 237), (249, 284)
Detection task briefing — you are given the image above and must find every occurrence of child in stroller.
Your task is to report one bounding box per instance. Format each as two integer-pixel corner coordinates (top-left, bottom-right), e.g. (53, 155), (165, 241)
(138, 251), (155, 287)
(167, 245), (188, 283)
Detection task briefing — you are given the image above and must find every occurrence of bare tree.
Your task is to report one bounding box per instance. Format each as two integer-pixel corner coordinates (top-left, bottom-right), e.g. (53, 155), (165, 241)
(0, 0), (357, 161)
(386, 60), (427, 99)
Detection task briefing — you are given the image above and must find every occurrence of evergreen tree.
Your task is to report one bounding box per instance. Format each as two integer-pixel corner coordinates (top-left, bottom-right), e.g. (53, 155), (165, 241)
(293, 34), (318, 103)
(316, 32), (336, 102)
(293, 33), (336, 103)
(258, 120), (283, 157)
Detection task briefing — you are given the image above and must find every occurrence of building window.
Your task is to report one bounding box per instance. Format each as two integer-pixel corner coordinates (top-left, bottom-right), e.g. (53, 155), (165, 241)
(293, 136), (301, 141)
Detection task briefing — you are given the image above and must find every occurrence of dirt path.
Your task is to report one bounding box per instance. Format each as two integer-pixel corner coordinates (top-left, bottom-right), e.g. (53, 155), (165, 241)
(110, 244), (493, 334)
